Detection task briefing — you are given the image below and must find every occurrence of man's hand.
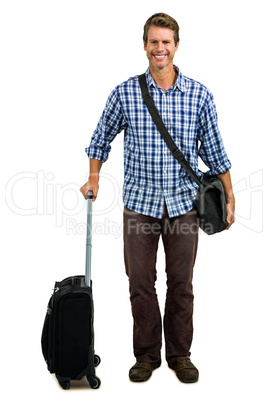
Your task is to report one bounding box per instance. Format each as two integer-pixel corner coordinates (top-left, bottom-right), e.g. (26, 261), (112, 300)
(217, 170), (235, 230)
(80, 175), (99, 201)
(226, 194), (235, 230)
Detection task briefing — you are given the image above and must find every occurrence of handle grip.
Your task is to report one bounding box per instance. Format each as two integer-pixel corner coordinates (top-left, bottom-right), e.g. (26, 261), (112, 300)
(87, 190), (93, 199)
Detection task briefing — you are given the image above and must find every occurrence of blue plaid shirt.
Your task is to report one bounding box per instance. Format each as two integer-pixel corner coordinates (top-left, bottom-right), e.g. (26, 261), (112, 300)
(86, 65), (231, 218)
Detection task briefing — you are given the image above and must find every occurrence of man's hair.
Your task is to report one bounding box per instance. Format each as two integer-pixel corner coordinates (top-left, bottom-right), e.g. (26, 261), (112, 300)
(143, 13), (180, 45)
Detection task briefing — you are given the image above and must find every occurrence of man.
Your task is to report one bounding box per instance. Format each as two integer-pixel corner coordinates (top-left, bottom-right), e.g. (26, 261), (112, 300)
(81, 13), (235, 383)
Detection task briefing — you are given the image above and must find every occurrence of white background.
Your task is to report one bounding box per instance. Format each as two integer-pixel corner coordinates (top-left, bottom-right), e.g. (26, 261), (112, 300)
(1, 0), (267, 400)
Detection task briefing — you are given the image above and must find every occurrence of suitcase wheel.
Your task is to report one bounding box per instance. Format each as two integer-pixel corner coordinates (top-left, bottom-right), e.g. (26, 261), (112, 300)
(59, 380), (70, 390)
(94, 354), (101, 367)
(87, 375), (101, 389)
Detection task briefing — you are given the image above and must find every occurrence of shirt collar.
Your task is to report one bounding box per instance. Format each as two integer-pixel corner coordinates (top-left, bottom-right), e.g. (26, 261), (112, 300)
(145, 65), (186, 93)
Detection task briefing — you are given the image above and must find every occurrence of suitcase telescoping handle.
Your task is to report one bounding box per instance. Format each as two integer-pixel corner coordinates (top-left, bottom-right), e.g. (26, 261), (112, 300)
(85, 191), (93, 287)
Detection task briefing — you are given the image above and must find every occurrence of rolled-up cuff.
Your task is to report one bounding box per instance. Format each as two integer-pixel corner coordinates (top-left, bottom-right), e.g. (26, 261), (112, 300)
(205, 158), (232, 176)
(85, 145), (110, 163)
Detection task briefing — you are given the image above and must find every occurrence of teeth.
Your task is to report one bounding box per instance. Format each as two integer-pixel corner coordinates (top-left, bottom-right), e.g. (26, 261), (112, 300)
(155, 55), (165, 59)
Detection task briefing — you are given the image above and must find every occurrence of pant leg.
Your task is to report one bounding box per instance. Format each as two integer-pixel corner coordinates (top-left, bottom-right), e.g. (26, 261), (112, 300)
(123, 206), (162, 363)
(161, 206), (199, 362)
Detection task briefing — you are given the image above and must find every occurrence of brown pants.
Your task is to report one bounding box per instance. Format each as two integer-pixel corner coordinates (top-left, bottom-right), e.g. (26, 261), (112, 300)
(123, 204), (199, 364)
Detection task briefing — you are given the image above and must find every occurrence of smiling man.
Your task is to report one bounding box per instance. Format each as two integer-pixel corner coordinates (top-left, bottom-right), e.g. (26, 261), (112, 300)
(144, 25), (179, 83)
(81, 13), (235, 384)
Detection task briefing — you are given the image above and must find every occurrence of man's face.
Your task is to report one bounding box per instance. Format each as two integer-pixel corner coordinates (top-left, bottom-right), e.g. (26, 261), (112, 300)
(144, 26), (179, 71)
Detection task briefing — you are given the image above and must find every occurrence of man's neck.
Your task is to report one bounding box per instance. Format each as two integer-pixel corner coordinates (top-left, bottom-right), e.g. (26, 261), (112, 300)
(149, 63), (178, 91)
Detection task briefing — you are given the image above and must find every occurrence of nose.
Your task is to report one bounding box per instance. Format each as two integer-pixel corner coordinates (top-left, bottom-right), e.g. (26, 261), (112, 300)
(156, 42), (165, 52)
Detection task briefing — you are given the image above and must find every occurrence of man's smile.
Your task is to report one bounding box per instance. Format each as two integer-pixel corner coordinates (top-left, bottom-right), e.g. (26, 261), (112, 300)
(153, 54), (168, 60)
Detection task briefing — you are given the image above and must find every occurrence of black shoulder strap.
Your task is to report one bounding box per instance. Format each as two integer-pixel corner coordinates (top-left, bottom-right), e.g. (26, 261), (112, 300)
(138, 73), (202, 187)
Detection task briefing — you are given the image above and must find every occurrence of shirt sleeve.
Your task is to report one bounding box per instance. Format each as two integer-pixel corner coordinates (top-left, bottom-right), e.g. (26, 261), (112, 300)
(85, 87), (127, 162)
(197, 92), (231, 175)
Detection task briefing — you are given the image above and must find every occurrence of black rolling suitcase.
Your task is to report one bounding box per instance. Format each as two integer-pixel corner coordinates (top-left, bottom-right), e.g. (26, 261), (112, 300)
(41, 191), (101, 390)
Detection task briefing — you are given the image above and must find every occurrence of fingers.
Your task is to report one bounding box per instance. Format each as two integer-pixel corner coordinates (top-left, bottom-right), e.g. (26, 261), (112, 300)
(91, 188), (98, 201)
(225, 199), (235, 230)
(80, 182), (99, 201)
(226, 212), (235, 230)
(79, 185), (88, 200)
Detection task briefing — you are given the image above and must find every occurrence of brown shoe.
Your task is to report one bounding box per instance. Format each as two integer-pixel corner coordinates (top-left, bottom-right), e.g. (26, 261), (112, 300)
(168, 356), (199, 383)
(129, 361), (161, 382)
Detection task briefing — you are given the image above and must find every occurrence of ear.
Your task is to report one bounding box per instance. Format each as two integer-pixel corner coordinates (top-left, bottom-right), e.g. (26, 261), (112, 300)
(143, 40), (147, 51)
(175, 40), (180, 52)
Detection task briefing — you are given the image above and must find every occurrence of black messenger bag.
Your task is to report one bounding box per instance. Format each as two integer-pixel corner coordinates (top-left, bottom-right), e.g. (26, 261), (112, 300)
(138, 73), (228, 235)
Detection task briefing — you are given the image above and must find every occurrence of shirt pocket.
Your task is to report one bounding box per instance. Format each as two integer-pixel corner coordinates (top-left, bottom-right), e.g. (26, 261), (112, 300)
(171, 109), (198, 142)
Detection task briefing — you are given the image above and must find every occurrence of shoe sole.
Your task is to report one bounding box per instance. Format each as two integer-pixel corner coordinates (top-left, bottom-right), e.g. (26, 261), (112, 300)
(129, 374), (152, 382)
(177, 376), (199, 383)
